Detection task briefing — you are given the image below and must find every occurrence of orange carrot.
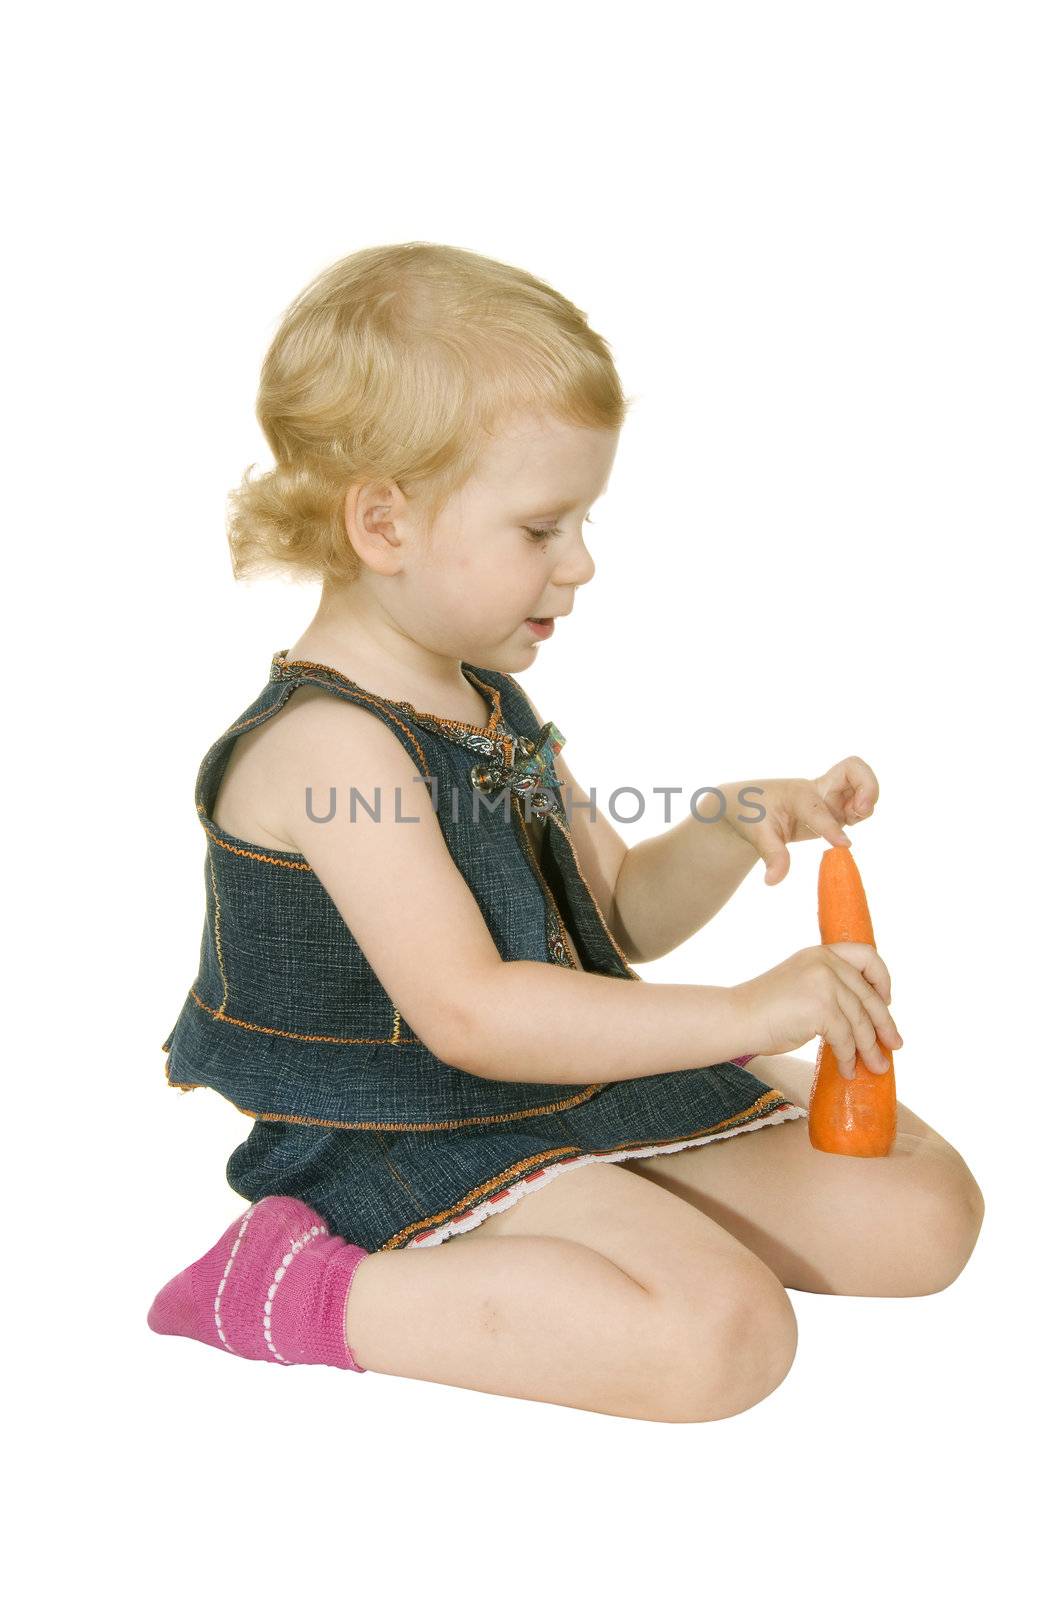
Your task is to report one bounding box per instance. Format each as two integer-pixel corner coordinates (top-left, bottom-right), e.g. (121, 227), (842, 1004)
(807, 845), (898, 1156)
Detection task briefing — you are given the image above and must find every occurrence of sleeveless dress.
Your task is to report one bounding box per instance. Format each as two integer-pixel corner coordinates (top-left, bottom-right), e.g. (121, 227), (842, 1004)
(162, 648), (807, 1253)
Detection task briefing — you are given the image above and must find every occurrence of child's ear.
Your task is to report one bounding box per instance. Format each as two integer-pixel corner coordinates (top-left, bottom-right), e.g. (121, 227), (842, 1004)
(343, 479), (408, 570)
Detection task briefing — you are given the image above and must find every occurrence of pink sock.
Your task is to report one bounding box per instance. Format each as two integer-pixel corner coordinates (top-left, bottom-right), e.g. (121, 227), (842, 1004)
(147, 1196), (370, 1372)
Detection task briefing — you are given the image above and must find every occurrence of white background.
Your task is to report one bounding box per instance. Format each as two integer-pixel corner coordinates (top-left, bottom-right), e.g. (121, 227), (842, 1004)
(6, 1), (1058, 1594)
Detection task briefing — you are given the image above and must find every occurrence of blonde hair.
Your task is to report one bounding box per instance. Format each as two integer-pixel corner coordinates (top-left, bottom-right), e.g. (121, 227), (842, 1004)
(227, 241), (634, 584)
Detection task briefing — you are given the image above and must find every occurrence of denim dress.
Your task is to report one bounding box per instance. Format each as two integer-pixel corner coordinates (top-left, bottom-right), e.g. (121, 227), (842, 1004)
(160, 648), (806, 1253)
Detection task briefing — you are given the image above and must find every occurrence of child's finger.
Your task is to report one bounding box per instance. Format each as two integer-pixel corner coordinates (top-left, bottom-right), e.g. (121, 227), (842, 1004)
(761, 841), (790, 884)
(805, 796), (851, 848)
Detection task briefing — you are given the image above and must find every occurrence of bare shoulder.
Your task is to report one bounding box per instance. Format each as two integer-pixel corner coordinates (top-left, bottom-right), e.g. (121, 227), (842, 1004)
(211, 682), (387, 852)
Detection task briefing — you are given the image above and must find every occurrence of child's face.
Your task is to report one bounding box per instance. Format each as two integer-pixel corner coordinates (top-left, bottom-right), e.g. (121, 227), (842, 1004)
(404, 410), (619, 671)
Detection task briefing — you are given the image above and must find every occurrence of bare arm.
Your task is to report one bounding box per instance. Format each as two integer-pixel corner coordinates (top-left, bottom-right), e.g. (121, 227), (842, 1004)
(460, 962), (750, 1083)
(517, 687), (757, 964)
(611, 791), (761, 962)
(274, 693), (753, 1086)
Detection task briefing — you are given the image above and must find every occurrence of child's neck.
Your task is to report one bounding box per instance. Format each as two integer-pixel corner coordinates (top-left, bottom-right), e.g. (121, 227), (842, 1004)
(284, 628), (488, 727)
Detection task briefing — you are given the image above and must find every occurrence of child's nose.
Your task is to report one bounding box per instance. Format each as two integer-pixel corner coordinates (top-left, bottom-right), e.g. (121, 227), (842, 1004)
(554, 540), (595, 588)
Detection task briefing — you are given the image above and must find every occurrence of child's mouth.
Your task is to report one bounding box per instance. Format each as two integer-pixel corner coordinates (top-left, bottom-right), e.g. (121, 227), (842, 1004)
(526, 617), (555, 637)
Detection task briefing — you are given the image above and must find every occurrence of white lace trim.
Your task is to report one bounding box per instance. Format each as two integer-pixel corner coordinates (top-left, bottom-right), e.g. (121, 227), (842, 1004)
(405, 1101), (808, 1249)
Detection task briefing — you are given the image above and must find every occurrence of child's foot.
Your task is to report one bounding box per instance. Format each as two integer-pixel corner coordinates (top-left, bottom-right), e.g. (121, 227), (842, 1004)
(146, 1196), (370, 1371)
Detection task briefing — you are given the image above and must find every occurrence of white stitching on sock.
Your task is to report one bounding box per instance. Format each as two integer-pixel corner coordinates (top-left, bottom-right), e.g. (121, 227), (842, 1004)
(262, 1224), (329, 1364)
(214, 1203), (260, 1352)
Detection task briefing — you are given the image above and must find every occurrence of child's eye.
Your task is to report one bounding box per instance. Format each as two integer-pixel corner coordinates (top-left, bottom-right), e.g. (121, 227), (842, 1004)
(522, 516), (594, 545)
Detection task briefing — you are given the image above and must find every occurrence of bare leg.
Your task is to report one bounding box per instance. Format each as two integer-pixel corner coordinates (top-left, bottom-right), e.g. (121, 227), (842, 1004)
(626, 1054), (986, 1296)
(344, 1162), (798, 1423)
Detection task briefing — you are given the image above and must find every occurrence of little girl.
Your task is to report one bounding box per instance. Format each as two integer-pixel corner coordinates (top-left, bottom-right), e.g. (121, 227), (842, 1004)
(147, 241), (983, 1422)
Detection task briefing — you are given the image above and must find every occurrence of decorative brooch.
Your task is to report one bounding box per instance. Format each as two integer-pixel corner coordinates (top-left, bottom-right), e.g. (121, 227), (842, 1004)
(470, 720), (566, 819)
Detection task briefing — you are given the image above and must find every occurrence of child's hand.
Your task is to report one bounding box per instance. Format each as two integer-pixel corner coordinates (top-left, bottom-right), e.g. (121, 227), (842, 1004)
(731, 942), (903, 1076)
(719, 757), (880, 886)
